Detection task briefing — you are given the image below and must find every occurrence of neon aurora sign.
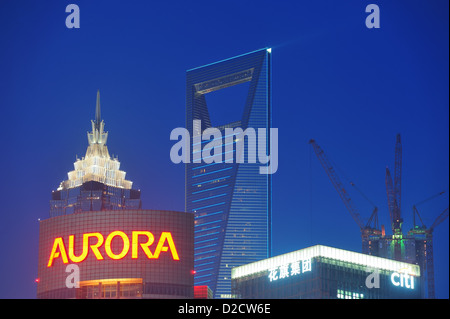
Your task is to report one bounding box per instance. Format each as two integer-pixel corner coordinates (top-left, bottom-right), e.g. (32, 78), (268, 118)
(47, 231), (180, 267)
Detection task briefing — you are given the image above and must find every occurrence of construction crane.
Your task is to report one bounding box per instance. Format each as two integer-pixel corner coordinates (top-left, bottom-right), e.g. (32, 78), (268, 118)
(310, 134), (447, 298)
(309, 139), (381, 254)
(409, 191), (448, 299)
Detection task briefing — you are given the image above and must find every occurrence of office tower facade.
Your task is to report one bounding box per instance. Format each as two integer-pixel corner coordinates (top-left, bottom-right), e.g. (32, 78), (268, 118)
(50, 91), (141, 217)
(186, 48), (272, 298)
(232, 245), (422, 299)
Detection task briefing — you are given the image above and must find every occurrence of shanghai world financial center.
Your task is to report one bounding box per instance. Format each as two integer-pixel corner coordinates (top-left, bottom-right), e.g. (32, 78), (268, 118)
(186, 48), (272, 298)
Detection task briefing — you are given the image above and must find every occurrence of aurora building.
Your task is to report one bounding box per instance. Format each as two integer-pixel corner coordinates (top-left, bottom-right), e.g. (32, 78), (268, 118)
(37, 92), (194, 299)
(186, 49), (272, 298)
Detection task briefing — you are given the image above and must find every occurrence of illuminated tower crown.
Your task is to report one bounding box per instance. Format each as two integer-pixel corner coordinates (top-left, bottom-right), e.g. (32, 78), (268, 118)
(50, 91), (141, 217)
(57, 90), (133, 191)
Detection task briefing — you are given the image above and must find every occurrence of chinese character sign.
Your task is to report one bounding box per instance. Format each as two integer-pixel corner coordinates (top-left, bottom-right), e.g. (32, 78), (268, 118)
(268, 258), (312, 282)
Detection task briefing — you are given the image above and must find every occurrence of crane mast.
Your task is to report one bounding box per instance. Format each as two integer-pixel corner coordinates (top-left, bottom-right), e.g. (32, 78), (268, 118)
(386, 134), (403, 235)
(383, 134), (404, 262)
(394, 134), (402, 226)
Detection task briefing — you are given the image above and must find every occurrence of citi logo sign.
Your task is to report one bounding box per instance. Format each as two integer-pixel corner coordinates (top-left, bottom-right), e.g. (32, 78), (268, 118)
(391, 272), (415, 290)
(170, 120), (278, 174)
(365, 268), (416, 290)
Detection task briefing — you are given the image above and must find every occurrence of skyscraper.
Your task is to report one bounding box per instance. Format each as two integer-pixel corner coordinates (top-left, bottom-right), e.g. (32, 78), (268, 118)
(186, 48), (272, 298)
(50, 91), (141, 217)
(38, 91), (194, 299)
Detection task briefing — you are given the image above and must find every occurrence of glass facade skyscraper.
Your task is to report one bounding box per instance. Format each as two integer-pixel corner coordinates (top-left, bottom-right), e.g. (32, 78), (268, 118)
(186, 48), (272, 298)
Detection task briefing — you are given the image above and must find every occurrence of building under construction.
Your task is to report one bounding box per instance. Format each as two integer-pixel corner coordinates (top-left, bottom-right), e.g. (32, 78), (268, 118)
(310, 134), (448, 299)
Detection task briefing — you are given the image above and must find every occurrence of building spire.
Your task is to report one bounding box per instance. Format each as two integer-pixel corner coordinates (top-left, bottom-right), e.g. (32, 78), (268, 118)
(95, 90), (101, 128)
(88, 90), (108, 147)
(56, 91), (133, 191)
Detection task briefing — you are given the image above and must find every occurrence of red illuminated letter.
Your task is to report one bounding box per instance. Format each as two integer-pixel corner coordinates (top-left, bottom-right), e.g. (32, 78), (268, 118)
(47, 237), (69, 267)
(153, 232), (180, 260)
(132, 231), (155, 259)
(105, 231), (130, 260)
(85, 232), (104, 260)
(68, 234), (88, 263)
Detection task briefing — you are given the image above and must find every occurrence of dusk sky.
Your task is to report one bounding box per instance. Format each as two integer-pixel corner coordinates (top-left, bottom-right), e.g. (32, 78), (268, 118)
(0, 0), (448, 298)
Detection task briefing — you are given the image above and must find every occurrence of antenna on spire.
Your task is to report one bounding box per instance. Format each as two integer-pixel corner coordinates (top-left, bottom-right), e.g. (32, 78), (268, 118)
(95, 90), (101, 127)
(88, 90), (108, 147)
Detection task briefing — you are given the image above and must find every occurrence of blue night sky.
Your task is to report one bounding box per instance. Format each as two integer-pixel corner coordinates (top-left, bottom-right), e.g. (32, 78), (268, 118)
(0, 0), (448, 299)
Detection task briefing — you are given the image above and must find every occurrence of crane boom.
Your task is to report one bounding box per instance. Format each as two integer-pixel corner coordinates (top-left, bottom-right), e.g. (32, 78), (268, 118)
(413, 191), (446, 228)
(415, 191), (445, 208)
(309, 139), (364, 229)
(309, 139), (382, 256)
(429, 207), (449, 233)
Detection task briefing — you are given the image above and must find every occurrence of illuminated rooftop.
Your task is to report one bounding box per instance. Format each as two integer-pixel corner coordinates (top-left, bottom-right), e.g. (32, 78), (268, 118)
(231, 245), (420, 279)
(57, 91), (133, 190)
